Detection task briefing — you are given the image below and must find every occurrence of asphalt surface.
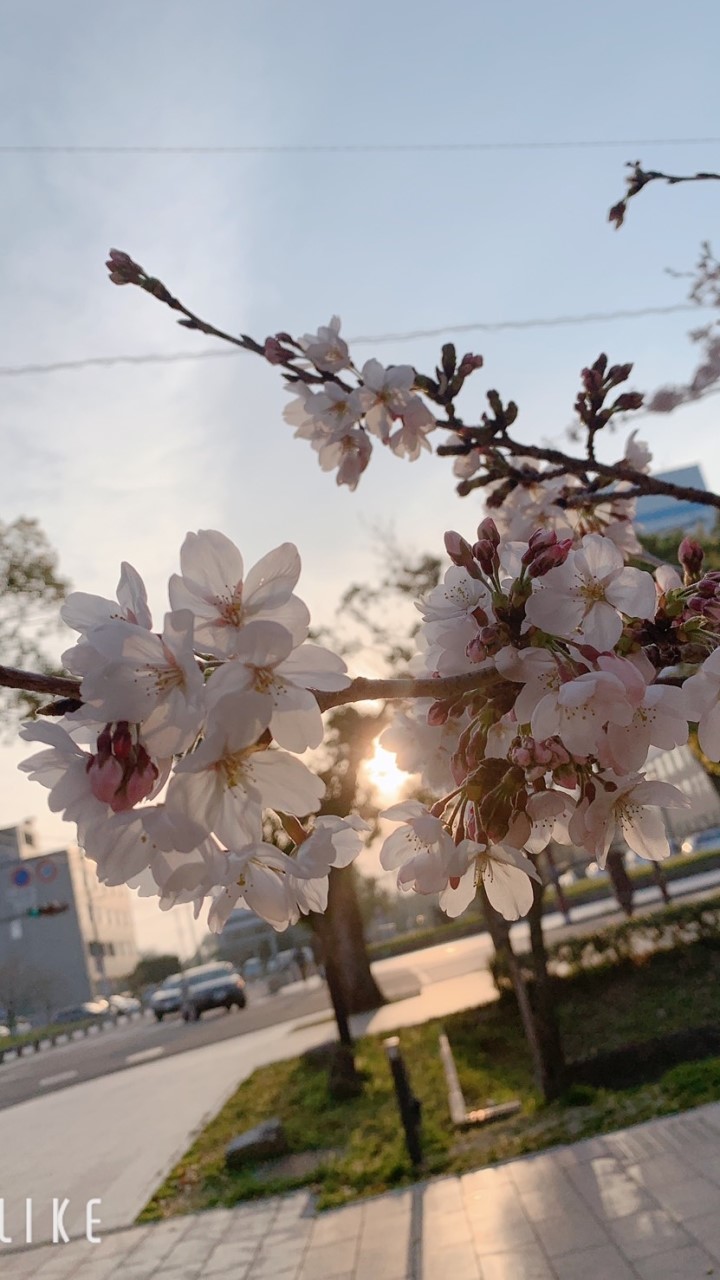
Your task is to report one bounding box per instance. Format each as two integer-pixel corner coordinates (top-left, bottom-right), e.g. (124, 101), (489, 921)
(2, 867), (719, 1112)
(0, 968), (418, 1111)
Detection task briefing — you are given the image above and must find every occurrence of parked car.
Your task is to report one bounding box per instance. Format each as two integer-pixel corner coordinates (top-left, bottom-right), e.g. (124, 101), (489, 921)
(681, 826), (720, 855)
(242, 956), (263, 981)
(150, 963), (246, 1022)
(0, 1019), (32, 1037)
(149, 976), (184, 1021)
(108, 993), (142, 1015)
(53, 1001), (109, 1024)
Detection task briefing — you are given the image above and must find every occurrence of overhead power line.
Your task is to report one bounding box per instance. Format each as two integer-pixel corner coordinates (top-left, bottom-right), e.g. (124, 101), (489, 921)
(0, 303), (701, 380)
(1, 136), (720, 156)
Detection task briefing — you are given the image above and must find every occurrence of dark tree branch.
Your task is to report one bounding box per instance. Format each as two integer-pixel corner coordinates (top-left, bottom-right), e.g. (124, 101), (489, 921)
(609, 161), (720, 229)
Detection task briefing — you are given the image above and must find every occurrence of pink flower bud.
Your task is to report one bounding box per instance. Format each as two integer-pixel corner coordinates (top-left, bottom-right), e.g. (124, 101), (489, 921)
(527, 540), (572, 578)
(476, 517), (500, 549)
(457, 353), (484, 378)
(427, 700), (450, 726)
(112, 723), (133, 761)
(87, 755), (124, 805)
(472, 540), (498, 576)
(444, 530), (474, 565)
(123, 751), (158, 808)
(679, 537), (704, 583)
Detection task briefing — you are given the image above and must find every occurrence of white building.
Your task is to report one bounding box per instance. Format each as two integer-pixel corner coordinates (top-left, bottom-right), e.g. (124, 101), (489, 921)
(644, 746), (720, 842)
(0, 822), (139, 1019)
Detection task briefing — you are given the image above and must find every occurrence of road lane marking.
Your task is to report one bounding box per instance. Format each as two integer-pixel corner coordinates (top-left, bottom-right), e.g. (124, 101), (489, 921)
(40, 1070), (78, 1087)
(125, 1047), (164, 1065)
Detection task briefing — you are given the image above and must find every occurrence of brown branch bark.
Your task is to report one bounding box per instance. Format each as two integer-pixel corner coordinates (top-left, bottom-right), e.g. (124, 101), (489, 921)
(0, 663), (495, 715)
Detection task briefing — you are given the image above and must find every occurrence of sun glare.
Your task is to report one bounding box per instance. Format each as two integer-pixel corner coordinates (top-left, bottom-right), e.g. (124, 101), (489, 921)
(363, 741), (411, 802)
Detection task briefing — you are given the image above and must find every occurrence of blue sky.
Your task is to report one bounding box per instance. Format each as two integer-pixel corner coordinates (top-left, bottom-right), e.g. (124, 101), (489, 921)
(1, 0), (719, 951)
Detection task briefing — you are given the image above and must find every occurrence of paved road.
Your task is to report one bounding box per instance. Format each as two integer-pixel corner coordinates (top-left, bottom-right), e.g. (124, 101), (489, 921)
(0, 968), (419, 1112)
(2, 867), (718, 1111)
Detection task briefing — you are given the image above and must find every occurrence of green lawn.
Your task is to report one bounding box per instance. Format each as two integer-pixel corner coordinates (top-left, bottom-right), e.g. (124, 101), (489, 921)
(140, 941), (720, 1220)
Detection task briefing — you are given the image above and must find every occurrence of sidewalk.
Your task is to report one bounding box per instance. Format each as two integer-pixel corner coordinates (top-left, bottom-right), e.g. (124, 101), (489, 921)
(6, 1101), (720, 1278)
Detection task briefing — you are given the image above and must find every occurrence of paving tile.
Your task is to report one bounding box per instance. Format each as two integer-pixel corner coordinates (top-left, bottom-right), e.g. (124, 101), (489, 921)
(551, 1243), (637, 1280)
(310, 1206), (364, 1247)
(570, 1158), (657, 1220)
(422, 1240), (481, 1279)
(686, 1209), (720, 1261)
(470, 1212), (537, 1254)
(626, 1154), (699, 1191)
(299, 1237), (358, 1279)
(460, 1166), (513, 1197)
(532, 1210), (609, 1258)
(651, 1174), (720, 1221)
(633, 1243), (720, 1279)
(418, 1177), (465, 1215)
(203, 1239), (256, 1276)
(68, 1260), (128, 1280)
(607, 1209), (693, 1260)
(422, 1208), (473, 1247)
(478, 1247), (554, 1280)
(519, 1184), (587, 1223)
(355, 1242), (412, 1280)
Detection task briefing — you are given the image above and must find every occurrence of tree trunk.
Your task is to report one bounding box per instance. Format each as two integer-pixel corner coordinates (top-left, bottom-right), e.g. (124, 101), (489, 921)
(480, 884), (562, 1102)
(606, 848), (634, 916)
(526, 878), (566, 1100)
(324, 866), (385, 1015)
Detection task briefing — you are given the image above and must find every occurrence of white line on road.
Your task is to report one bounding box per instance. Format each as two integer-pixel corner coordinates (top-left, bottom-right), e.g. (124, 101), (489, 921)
(39, 1070), (78, 1087)
(125, 1047), (164, 1066)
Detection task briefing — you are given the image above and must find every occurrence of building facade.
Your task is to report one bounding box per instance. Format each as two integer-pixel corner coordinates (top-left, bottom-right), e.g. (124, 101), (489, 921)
(0, 822), (139, 1020)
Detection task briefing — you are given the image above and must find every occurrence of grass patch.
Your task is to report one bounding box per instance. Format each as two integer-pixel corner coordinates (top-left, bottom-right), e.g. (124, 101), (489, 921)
(140, 941), (720, 1221)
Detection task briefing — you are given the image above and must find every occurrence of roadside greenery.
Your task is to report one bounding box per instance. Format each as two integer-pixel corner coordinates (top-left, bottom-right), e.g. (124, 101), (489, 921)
(141, 933), (720, 1218)
(367, 847), (720, 962)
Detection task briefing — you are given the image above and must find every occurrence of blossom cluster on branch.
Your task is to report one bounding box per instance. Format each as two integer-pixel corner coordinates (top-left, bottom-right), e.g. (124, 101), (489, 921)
(18, 531), (369, 932)
(11, 216), (720, 933)
(14, 470), (720, 929)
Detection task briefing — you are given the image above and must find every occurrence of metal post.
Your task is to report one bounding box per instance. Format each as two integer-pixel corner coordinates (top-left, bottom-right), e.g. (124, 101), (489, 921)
(384, 1036), (422, 1167)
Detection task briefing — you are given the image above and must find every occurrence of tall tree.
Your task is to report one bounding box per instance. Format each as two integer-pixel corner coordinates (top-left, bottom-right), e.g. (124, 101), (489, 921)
(0, 517), (67, 726)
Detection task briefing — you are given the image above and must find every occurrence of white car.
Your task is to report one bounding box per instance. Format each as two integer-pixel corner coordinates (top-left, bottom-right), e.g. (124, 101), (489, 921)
(0, 1019), (32, 1037)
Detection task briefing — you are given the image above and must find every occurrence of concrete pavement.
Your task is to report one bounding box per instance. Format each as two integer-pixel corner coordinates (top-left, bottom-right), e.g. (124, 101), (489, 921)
(5, 1102), (720, 1277)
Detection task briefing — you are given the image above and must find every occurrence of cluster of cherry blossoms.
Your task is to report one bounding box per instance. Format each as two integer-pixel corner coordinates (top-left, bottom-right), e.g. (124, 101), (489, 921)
(377, 490), (720, 921)
(278, 317), (438, 489)
(18, 530), (369, 932)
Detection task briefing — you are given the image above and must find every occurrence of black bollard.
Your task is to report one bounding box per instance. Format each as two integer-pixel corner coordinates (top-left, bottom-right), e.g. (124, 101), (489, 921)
(384, 1036), (422, 1168)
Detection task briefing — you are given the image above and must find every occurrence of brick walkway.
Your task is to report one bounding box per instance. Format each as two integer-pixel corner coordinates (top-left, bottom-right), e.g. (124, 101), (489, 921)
(6, 1102), (720, 1278)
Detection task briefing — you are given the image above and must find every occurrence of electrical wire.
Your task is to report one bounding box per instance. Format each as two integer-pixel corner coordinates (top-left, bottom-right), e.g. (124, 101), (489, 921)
(0, 303), (702, 379)
(1, 137), (719, 155)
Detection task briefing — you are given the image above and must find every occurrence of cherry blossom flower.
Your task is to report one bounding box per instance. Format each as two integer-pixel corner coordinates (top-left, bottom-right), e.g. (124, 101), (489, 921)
(525, 533), (656, 650)
(440, 843), (540, 920)
(596, 654), (688, 772)
(292, 815), (370, 878)
(682, 647), (720, 760)
(18, 721), (110, 835)
(205, 620), (349, 752)
(168, 530), (310, 655)
(79, 610), (206, 756)
(570, 773), (689, 866)
(530, 668), (635, 758)
(388, 395), (436, 460)
(164, 692), (325, 852)
(357, 359), (415, 441)
(316, 425), (372, 490)
(297, 316), (351, 373)
(61, 561), (152, 638)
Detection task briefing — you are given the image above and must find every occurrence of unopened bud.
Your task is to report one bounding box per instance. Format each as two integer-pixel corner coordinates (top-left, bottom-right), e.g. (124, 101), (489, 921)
(679, 537), (704, 584)
(427, 700), (450, 726)
(457, 353), (484, 378)
(476, 517), (500, 549)
(528, 540), (573, 578)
